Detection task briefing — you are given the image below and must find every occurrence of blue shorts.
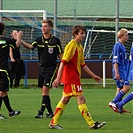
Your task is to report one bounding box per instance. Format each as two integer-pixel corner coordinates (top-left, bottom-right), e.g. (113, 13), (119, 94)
(115, 79), (130, 89)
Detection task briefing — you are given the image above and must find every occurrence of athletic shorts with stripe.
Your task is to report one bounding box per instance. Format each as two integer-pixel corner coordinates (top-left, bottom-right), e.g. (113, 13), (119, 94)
(0, 70), (10, 91)
(38, 66), (57, 88)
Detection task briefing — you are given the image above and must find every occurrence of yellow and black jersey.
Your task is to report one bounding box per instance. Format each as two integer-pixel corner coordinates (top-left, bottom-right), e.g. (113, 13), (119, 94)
(31, 35), (63, 67)
(0, 36), (15, 70)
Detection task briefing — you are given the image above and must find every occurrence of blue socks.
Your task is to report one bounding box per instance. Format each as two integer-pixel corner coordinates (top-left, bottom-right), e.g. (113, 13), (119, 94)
(119, 92), (133, 106)
(112, 90), (125, 103)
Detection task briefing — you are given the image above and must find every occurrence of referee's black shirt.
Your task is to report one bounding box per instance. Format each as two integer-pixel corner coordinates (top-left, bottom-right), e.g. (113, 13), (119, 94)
(31, 35), (63, 67)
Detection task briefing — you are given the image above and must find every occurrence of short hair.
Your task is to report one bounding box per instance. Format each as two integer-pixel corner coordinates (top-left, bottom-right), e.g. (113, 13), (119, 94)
(117, 28), (128, 39)
(72, 25), (86, 37)
(0, 22), (5, 35)
(42, 19), (53, 28)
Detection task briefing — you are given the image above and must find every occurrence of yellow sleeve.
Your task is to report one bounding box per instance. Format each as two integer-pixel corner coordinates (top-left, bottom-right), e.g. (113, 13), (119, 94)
(62, 40), (76, 62)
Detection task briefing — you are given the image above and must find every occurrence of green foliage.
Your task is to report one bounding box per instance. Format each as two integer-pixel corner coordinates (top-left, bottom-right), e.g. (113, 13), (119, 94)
(0, 86), (132, 133)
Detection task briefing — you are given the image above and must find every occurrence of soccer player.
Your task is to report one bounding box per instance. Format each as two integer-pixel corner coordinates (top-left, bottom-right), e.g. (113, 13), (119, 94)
(49, 25), (106, 129)
(116, 42), (133, 113)
(20, 19), (63, 118)
(0, 22), (21, 119)
(109, 28), (131, 113)
(9, 30), (25, 88)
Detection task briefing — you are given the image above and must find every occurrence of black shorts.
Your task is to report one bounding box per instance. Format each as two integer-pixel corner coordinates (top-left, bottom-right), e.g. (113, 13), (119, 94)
(0, 70), (9, 91)
(38, 66), (57, 88)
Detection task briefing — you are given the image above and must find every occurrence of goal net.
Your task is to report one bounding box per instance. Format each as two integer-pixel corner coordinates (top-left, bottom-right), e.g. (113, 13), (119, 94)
(84, 29), (133, 59)
(1, 10), (133, 60)
(0, 10), (47, 59)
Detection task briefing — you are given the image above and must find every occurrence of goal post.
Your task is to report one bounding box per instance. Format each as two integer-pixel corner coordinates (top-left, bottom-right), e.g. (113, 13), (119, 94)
(0, 10), (47, 30)
(0, 10), (47, 20)
(0, 10), (47, 59)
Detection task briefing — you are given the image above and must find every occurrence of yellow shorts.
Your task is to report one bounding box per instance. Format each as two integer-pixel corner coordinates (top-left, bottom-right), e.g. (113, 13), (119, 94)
(63, 84), (83, 97)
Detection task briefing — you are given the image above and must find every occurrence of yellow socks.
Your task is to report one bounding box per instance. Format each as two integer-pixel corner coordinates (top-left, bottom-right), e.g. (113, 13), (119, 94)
(50, 101), (65, 125)
(78, 104), (94, 127)
(50, 102), (94, 127)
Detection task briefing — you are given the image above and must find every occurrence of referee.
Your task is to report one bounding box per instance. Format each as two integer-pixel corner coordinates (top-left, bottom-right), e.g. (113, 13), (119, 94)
(20, 19), (63, 118)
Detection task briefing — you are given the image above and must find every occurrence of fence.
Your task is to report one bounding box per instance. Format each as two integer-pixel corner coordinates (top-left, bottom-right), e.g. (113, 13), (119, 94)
(22, 59), (112, 88)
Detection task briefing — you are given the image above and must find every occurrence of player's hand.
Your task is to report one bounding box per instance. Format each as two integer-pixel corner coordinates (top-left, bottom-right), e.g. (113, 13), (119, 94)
(11, 58), (15, 62)
(115, 72), (120, 80)
(93, 75), (102, 83)
(52, 78), (60, 88)
(18, 31), (23, 37)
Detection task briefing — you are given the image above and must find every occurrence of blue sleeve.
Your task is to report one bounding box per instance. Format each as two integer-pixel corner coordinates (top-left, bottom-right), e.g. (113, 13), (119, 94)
(112, 44), (120, 64)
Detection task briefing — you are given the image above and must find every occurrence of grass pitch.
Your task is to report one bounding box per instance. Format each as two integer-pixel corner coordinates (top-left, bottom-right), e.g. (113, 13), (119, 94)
(0, 83), (132, 133)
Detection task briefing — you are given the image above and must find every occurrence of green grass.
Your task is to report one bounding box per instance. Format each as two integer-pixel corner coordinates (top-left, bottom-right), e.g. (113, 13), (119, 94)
(20, 78), (115, 85)
(0, 84), (133, 133)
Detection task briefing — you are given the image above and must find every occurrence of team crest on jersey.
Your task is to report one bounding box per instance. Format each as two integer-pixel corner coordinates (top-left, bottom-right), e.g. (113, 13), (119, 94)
(48, 48), (53, 54)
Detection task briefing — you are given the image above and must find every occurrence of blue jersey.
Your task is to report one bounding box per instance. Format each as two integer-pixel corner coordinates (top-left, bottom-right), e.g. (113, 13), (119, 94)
(129, 44), (133, 80)
(112, 42), (127, 79)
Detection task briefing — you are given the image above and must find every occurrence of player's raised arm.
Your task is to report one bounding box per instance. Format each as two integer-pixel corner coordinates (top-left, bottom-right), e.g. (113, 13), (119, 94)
(16, 31), (23, 47)
(20, 39), (33, 50)
(10, 30), (22, 48)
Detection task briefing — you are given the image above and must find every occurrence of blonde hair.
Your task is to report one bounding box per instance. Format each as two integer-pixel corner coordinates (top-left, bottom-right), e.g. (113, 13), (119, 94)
(117, 28), (128, 39)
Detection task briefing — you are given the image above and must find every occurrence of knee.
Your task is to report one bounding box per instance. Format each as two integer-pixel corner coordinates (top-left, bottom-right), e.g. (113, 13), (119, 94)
(0, 91), (7, 97)
(42, 86), (50, 95)
(61, 97), (70, 104)
(77, 96), (86, 104)
(123, 86), (130, 93)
